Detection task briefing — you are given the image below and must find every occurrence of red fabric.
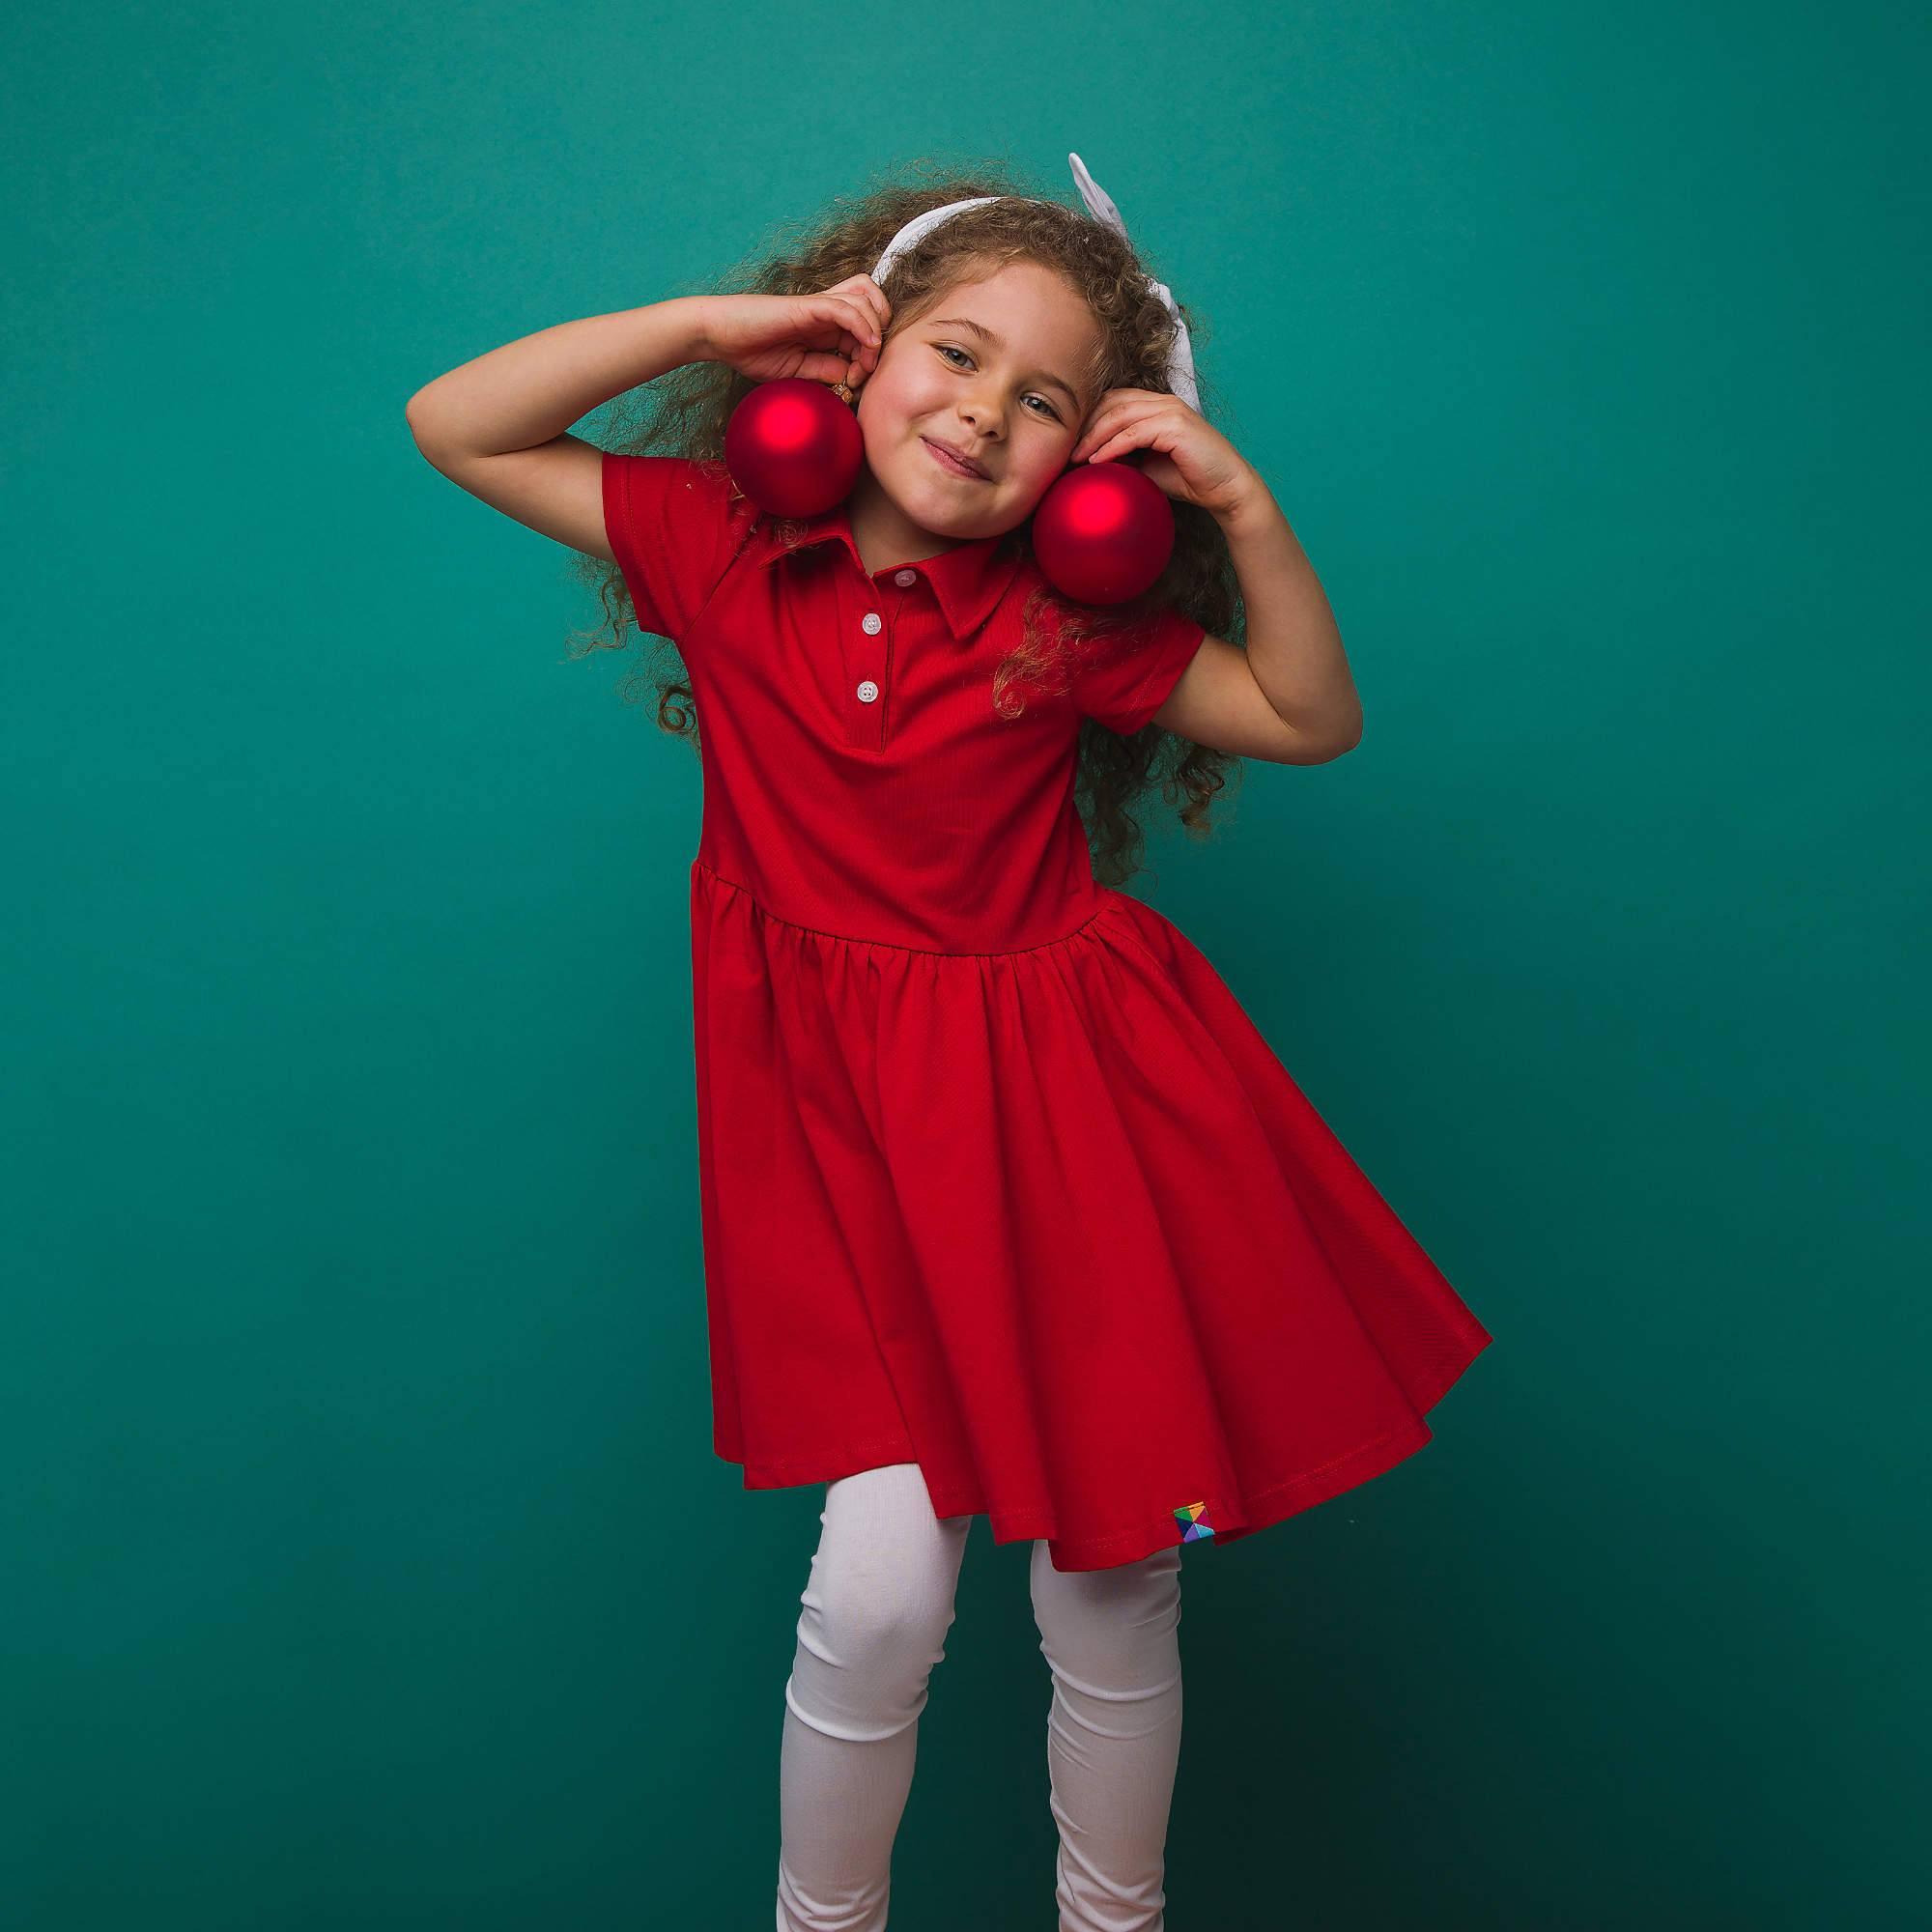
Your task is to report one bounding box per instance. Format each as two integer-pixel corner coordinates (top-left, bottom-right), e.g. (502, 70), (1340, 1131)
(604, 449), (1492, 1571)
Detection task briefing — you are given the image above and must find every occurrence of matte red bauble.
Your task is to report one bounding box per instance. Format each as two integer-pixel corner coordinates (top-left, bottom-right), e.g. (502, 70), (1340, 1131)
(1030, 459), (1176, 605)
(724, 378), (864, 518)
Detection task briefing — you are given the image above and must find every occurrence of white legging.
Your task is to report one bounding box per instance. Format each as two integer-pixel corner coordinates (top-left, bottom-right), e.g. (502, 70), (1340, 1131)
(776, 1460), (1184, 1931)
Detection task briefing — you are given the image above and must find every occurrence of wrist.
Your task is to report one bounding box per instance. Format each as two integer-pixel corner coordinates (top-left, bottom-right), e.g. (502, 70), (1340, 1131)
(1210, 468), (1278, 533)
(673, 294), (723, 364)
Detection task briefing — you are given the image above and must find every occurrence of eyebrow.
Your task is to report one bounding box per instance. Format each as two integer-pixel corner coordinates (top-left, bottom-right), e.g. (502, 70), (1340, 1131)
(928, 317), (1084, 412)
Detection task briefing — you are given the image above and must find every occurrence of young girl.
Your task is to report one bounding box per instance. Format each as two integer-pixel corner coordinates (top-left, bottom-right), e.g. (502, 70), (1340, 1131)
(408, 153), (1492, 1932)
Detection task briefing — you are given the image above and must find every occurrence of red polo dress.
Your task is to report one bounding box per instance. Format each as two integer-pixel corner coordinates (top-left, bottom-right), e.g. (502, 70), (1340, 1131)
(603, 449), (1492, 1572)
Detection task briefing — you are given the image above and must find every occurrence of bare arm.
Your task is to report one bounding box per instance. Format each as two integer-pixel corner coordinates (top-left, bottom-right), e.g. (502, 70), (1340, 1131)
(1142, 478), (1361, 764)
(404, 296), (718, 560)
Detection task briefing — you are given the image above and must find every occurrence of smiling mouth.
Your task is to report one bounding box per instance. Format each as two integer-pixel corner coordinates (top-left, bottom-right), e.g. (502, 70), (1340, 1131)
(923, 438), (991, 481)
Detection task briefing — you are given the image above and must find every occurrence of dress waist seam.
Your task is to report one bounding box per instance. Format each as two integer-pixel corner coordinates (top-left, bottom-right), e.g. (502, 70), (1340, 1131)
(691, 857), (1113, 959)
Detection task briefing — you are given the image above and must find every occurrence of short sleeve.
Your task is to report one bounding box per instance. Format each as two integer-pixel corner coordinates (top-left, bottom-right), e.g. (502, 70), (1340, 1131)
(601, 451), (746, 642)
(1069, 604), (1208, 734)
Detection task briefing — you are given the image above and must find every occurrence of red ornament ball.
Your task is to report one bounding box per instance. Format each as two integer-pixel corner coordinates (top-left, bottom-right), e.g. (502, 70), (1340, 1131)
(724, 378), (864, 519)
(1030, 459), (1176, 605)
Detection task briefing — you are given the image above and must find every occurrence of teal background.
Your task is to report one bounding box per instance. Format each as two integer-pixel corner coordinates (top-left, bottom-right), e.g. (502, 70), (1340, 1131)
(5, 1), (1925, 1925)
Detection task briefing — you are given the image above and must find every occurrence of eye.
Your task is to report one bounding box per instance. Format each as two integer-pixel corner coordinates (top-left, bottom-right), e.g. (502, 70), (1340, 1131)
(933, 344), (1063, 421)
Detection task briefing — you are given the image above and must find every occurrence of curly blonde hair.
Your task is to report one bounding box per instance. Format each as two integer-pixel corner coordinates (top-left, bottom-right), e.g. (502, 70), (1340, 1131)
(567, 154), (1247, 888)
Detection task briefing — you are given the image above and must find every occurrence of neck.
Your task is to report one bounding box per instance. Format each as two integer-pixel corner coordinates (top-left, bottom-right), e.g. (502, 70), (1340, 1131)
(845, 467), (980, 577)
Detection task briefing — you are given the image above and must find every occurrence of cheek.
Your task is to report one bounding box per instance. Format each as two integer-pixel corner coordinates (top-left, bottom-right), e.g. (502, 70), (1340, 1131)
(873, 358), (946, 422)
(1014, 434), (1073, 490)
(857, 371), (913, 445)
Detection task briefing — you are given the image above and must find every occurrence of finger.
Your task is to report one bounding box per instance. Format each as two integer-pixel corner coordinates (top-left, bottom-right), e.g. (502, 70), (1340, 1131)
(848, 285), (888, 355)
(822, 295), (882, 362)
(1081, 419), (1152, 464)
(819, 332), (868, 389)
(1071, 411), (1122, 461)
(1073, 399), (1164, 461)
(839, 273), (890, 335)
(842, 286), (885, 344)
(810, 315), (867, 377)
(1071, 408), (1113, 454)
(801, 351), (856, 386)
(815, 298), (877, 352)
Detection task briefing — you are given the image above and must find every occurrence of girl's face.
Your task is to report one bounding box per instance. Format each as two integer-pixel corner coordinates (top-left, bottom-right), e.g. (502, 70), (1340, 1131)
(852, 259), (1101, 546)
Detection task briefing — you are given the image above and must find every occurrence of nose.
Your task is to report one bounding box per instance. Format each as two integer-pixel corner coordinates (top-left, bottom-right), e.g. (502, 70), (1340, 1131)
(959, 393), (1003, 439)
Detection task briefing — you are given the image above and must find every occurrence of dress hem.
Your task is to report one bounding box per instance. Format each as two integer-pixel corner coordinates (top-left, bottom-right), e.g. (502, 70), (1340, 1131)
(716, 1325), (1492, 1572)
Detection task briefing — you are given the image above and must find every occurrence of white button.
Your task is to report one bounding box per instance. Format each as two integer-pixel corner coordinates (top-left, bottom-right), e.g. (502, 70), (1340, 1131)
(856, 679), (880, 703)
(861, 611), (883, 635)
(894, 568), (917, 586)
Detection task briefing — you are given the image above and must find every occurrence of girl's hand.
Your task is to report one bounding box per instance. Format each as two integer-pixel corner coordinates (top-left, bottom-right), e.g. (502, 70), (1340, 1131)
(701, 277), (893, 389)
(1067, 388), (1259, 521)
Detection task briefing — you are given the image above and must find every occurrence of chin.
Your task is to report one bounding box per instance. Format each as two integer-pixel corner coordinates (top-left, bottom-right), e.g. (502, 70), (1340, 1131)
(898, 467), (989, 523)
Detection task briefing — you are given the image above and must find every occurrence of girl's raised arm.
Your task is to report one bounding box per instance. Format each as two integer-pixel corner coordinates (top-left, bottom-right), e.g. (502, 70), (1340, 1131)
(405, 297), (718, 561)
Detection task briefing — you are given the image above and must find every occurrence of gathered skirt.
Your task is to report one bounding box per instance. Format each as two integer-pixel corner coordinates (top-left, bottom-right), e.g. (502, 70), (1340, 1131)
(687, 856), (1492, 1572)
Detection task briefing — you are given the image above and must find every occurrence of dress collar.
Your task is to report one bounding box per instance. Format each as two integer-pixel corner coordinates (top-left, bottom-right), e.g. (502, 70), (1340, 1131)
(754, 498), (1028, 643)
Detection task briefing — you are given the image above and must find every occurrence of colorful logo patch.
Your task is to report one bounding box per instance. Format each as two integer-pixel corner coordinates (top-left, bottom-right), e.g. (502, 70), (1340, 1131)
(1174, 1500), (1215, 1544)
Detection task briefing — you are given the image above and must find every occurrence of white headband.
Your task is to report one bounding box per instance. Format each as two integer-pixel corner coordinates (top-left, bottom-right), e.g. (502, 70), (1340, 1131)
(867, 152), (1200, 412)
